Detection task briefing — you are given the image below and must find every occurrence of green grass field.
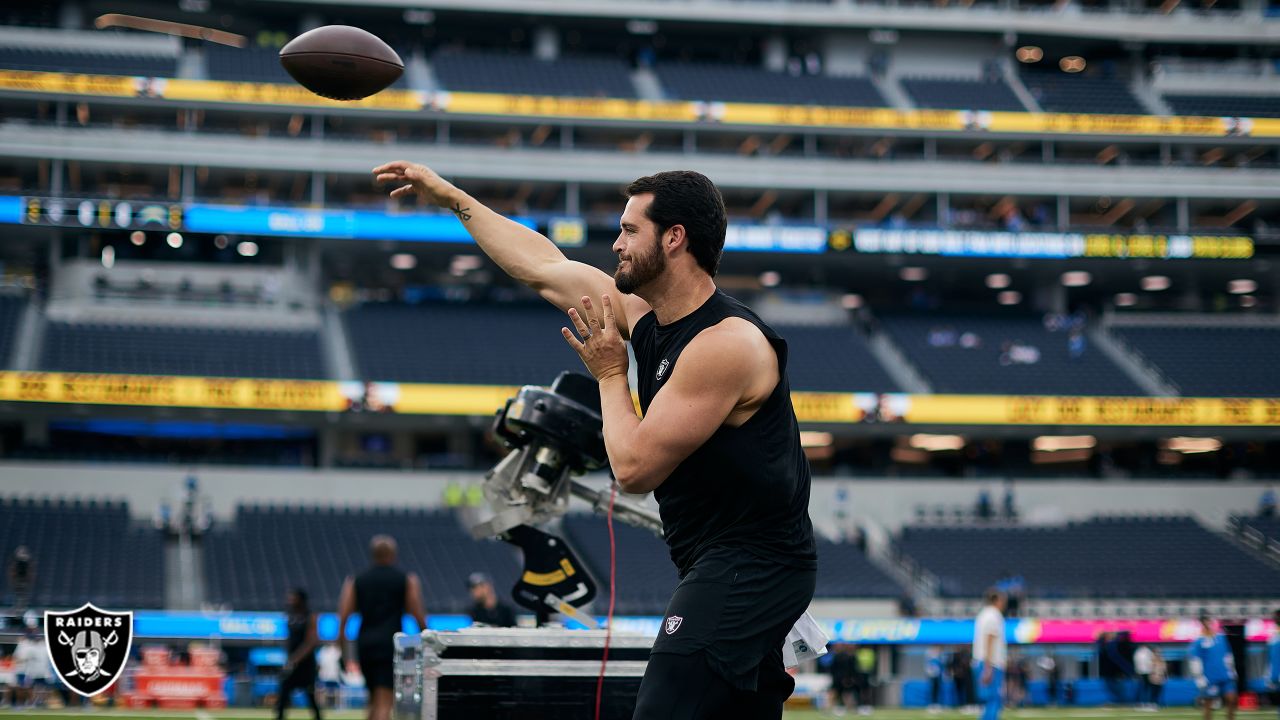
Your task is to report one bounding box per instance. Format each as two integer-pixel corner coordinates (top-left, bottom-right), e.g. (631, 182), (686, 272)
(0, 709), (1275, 719)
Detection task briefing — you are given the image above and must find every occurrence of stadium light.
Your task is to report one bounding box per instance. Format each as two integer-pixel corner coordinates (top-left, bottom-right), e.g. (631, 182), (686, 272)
(214, 235), (229, 249)
(1033, 435), (1097, 452)
(166, 232), (183, 249)
(101, 246), (115, 269)
(997, 290), (1021, 305)
(1240, 295), (1258, 308)
(909, 434), (965, 452)
(1115, 292), (1138, 307)
(1140, 275), (1171, 291)
(1164, 437), (1222, 454)
(1060, 56), (1087, 73)
(130, 230), (145, 246)
(1016, 46), (1043, 63)
(237, 241), (259, 257)
(985, 273), (1011, 289)
(899, 266), (927, 282)
(840, 293), (863, 309)
(390, 253), (417, 270)
(759, 271), (781, 287)
(1061, 271), (1091, 287)
(1228, 279), (1257, 294)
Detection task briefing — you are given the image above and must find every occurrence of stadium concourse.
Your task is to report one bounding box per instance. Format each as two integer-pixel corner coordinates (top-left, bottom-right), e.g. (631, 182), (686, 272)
(1, 0), (1280, 716)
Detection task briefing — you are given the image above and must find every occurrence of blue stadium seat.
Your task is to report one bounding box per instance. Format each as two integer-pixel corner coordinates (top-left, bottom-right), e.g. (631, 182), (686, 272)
(0, 295), (26, 369)
(657, 62), (885, 106)
(1111, 325), (1280, 397)
(1021, 67), (1147, 115)
(0, 46), (176, 77)
(0, 495), (164, 608)
(433, 51), (636, 98)
(900, 77), (1026, 112)
(776, 325), (900, 393)
(1164, 95), (1280, 119)
(880, 312), (1144, 396)
(203, 505), (519, 613)
(40, 322), (327, 380)
(897, 515), (1280, 598)
(344, 301), (580, 385)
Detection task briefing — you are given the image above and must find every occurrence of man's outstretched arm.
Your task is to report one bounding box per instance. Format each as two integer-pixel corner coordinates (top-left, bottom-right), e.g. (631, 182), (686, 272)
(373, 160), (648, 337)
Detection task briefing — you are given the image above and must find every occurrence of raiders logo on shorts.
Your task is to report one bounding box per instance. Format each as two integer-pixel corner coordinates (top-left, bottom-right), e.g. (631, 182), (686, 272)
(44, 603), (133, 697)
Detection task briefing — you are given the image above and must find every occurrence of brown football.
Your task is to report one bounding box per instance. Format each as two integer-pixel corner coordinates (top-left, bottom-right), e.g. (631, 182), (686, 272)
(279, 25), (403, 101)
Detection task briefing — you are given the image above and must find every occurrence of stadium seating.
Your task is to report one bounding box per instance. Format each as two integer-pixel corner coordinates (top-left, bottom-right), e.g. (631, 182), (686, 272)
(1020, 68), (1147, 115)
(1241, 515), (1280, 542)
(563, 515), (905, 615)
(40, 322), (327, 379)
(879, 312), (1145, 396)
(205, 45), (298, 84)
(1110, 325), (1280, 397)
(0, 496), (164, 608)
(1163, 94), (1280, 119)
(656, 62), (885, 106)
(0, 294), (25, 368)
(344, 301), (581, 385)
(899, 77), (1027, 112)
(777, 324), (900, 392)
(897, 515), (1280, 598)
(432, 51), (636, 98)
(562, 513), (678, 616)
(203, 504), (519, 613)
(0, 46), (176, 78)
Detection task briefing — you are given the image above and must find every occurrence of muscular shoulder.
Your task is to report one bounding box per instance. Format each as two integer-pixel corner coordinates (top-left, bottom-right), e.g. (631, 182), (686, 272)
(686, 316), (774, 372)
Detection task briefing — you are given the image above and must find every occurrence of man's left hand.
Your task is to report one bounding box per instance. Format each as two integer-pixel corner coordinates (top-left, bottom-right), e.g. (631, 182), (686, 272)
(562, 294), (628, 383)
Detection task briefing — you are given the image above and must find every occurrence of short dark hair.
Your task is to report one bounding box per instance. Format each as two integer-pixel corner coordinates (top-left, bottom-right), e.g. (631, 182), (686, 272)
(984, 588), (1003, 605)
(624, 170), (727, 277)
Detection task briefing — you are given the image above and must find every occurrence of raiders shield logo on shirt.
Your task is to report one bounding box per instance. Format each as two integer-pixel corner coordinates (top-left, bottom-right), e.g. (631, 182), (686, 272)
(664, 615), (683, 635)
(44, 603), (133, 697)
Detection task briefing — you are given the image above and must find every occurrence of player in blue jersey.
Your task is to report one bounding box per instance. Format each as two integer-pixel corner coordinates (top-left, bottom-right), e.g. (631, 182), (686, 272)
(1189, 611), (1237, 720)
(1268, 608), (1280, 719)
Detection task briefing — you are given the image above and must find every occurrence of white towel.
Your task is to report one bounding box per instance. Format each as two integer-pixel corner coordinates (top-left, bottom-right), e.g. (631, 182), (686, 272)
(782, 611), (829, 668)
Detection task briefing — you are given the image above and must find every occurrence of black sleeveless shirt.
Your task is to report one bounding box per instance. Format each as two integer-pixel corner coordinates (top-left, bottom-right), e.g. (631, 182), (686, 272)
(631, 290), (817, 576)
(285, 611), (317, 675)
(354, 565), (407, 660)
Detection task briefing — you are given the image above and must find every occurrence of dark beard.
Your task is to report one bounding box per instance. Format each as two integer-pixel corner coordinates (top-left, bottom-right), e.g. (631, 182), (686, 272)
(613, 242), (665, 294)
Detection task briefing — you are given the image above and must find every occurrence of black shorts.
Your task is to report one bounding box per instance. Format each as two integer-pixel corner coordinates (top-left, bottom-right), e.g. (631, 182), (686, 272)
(647, 546), (816, 692)
(358, 655), (395, 690)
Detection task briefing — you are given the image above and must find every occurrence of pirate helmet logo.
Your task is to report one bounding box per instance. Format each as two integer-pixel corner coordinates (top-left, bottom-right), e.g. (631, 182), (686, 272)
(44, 603), (133, 697)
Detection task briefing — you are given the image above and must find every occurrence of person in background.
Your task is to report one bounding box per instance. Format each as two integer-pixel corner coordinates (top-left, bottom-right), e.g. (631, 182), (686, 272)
(466, 572), (516, 628)
(316, 643), (343, 709)
(1189, 611), (1238, 720)
(338, 535), (427, 720)
(951, 646), (974, 710)
(925, 646), (945, 713)
(855, 643), (877, 713)
(1036, 653), (1059, 706)
(1267, 608), (1280, 719)
(276, 588), (322, 720)
(7, 547), (34, 611)
(974, 590), (1008, 720)
(1134, 644), (1155, 710)
(1261, 488), (1277, 518)
(827, 644), (858, 716)
(1150, 647), (1168, 711)
(12, 628), (43, 708)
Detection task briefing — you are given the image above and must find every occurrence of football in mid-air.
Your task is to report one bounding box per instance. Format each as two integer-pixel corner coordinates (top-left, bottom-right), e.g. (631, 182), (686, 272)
(279, 25), (403, 101)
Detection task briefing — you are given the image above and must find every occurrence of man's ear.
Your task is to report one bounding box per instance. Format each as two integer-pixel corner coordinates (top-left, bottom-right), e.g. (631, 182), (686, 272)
(664, 224), (687, 253)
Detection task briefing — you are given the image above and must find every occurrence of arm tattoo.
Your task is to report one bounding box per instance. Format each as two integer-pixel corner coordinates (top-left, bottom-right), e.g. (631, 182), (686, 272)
(451, 202), (472, 222)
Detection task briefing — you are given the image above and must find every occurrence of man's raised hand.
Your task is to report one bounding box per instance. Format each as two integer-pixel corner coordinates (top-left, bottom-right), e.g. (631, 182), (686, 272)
(562, 294), (629, 384)
(372, 160), (461, 211)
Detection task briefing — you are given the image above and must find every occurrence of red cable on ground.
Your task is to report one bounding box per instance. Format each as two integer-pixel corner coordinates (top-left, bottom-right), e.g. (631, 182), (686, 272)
(594, 481), (618, 720)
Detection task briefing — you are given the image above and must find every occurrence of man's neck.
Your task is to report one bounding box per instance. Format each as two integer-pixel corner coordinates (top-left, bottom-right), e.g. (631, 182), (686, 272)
(643, 272), (717, 326)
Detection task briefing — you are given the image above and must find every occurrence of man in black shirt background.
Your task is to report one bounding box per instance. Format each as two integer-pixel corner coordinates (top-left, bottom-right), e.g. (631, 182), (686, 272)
(467, 572), (516, 628)
(338, 536), (426, 720)
(375, 161), (817, 719)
